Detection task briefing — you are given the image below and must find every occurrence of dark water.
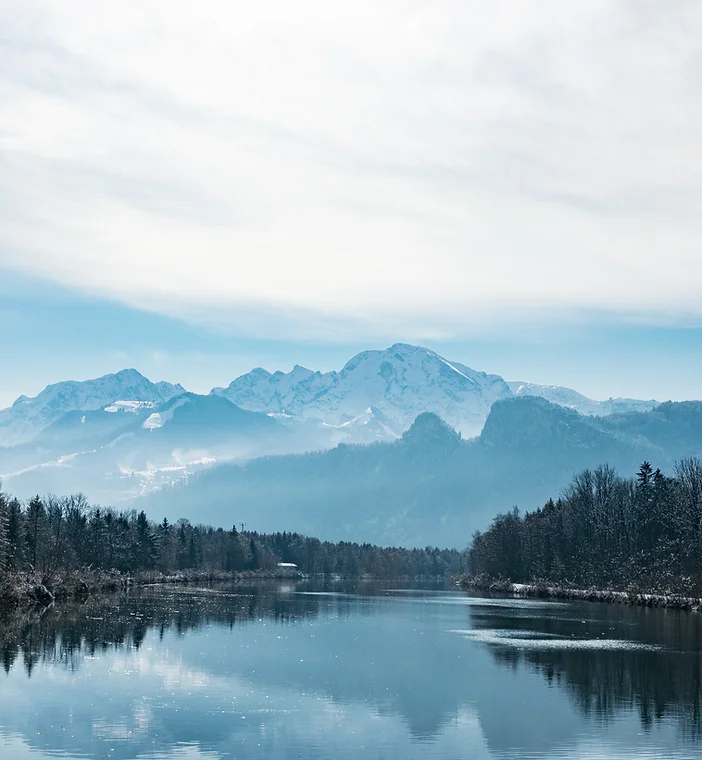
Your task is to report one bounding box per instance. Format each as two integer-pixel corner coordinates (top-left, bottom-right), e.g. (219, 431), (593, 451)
(1, 581), (702, 759)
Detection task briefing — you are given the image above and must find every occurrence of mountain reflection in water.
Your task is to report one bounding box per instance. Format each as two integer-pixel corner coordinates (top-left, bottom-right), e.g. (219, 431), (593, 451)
(0, 582), (700, 759)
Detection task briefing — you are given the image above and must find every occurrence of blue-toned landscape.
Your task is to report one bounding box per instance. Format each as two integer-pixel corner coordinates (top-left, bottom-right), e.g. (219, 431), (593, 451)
(3, 2), (702, 757)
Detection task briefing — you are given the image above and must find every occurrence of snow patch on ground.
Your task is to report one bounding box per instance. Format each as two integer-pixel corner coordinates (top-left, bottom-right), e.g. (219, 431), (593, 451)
(1, 449), (98, 479)
(104, 400), (155, 414)
(143, 396), (189, 430)
(143, 413), (163, 429)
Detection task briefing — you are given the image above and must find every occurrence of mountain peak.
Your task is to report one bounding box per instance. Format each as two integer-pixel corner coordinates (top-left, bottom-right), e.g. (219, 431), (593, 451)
(113, 367), (147, 380)
(480, 396), (589, 449)
(216, 343), (512, 437)
(388, 342), (429, 354)
(341, 343), (431, 370)
(402, 412), (462, 447)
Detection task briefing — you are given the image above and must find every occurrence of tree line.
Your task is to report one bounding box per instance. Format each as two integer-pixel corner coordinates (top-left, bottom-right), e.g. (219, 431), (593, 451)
(0, 484), (466, 580)
(469, 458), (702, 593)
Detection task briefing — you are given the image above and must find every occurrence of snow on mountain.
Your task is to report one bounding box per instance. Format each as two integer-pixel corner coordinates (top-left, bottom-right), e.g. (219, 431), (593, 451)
(0, 369), (185, 447)
(214, 343), (513, 437)
(322, 406), (403, 442)
(212, 364), (334, 416)
(0, 347), (661, 453)
(142, 396), (190, 430)
(507, 381), (658, 417)
(213, 344), (661, 438)
(0, 346), (667, 506)
(104, 400), (156, 414)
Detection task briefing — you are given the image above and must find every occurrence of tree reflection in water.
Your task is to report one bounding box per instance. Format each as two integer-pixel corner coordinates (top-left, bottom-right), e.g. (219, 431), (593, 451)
(0, 582), (325, 676)
(467, 596), (702, 738)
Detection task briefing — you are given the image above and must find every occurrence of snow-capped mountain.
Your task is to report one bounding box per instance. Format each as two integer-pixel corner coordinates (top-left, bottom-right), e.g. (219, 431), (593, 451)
(0, 369), (185, 447)
(213, 344), (661, 437)
(0, 344), (665, 505)
(0, 345), (661, 452)
(507, 382), (658, 417)
(213, 343), (513, 437)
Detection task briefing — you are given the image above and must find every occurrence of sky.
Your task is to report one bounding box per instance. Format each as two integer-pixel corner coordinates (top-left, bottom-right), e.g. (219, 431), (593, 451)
(1, 0), (702, 407)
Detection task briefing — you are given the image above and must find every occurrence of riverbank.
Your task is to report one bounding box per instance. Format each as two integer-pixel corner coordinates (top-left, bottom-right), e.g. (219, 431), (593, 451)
(0, 567), (303, 608)
(457, 575), (702, 611)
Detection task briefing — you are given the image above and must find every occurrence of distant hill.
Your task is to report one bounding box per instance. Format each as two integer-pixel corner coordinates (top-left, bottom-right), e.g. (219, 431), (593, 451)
(0, 393), (291, 504)
(138, 398), (702, 548)
(507, 381), (657, 416)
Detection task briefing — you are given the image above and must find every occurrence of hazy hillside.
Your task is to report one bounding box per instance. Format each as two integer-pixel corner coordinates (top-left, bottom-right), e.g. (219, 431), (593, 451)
(139, 398), (702, 547)
(1, 393), (293, 503)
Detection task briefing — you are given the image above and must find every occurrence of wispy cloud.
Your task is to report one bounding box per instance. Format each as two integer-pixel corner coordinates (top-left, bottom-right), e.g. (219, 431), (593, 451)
(2, 1), (702, 338)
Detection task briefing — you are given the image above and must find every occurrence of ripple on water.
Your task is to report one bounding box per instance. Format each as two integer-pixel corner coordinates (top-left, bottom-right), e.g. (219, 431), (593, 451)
(449, 628), (662, 651)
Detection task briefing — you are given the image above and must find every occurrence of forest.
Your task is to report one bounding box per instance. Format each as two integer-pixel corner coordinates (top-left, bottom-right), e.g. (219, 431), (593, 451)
(0, 483), (465, 582)
(469, 458), (702, 594)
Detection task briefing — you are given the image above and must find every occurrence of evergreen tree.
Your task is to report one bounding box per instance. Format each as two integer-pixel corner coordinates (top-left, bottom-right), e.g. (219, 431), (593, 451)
(469, 460), (702, 593)
(0, 486), (465, 581)
(134, 511), (157, 570)
(0, 485), (7, 571)
(25, 496), (47, 572)
(157, 517), (174, 571)
(5, 498), (24, 570)
(249, 538), (260, 570)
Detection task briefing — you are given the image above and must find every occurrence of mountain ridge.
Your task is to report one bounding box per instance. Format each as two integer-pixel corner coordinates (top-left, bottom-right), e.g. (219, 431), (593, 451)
(1, 345), (663, 450)
(211, 342), (658, 438)
(0, 344), (671, 505)
(0, 369), (185, 447)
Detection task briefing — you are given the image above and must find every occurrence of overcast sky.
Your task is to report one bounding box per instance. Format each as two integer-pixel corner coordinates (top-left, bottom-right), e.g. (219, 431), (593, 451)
(1, 0), (702, 406)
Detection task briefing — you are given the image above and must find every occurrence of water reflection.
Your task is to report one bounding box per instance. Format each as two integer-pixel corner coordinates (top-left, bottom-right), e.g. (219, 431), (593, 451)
(0, 583), (700, 759)
(465, 597), (702, 739)
(1, 582), (325, 676)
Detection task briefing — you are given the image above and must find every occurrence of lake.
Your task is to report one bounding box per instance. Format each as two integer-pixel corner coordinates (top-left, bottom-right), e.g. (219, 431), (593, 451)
(1, 580), (701, 759)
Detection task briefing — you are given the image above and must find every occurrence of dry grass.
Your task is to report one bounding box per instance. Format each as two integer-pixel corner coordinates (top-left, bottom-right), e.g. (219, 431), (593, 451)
(0, 567), (302, 609)
(456, 574), (702, 611)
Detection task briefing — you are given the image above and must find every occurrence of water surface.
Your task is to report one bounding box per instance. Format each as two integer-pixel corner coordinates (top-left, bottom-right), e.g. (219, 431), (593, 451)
(1, 581), (701, 759)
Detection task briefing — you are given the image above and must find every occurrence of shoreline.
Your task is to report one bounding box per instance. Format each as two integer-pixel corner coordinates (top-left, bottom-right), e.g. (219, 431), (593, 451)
(0, 568), (304, 609)
(0, 569), (449, 609)
(457, 576), (702, 612)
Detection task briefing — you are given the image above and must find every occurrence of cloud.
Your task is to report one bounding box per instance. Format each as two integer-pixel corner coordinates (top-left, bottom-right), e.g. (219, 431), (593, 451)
(2, 0), (702, 338)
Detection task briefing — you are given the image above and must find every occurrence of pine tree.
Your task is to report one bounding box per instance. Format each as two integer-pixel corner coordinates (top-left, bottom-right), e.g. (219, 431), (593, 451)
(0, 484), (8, 571)
(188, 529), (198, 569)
(5, 498), (23, 570)
(25, 496), (47, 572)
(135, 511), (157, 570)
(249, 538), (260, 570)
(157, 517), (174, 571)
